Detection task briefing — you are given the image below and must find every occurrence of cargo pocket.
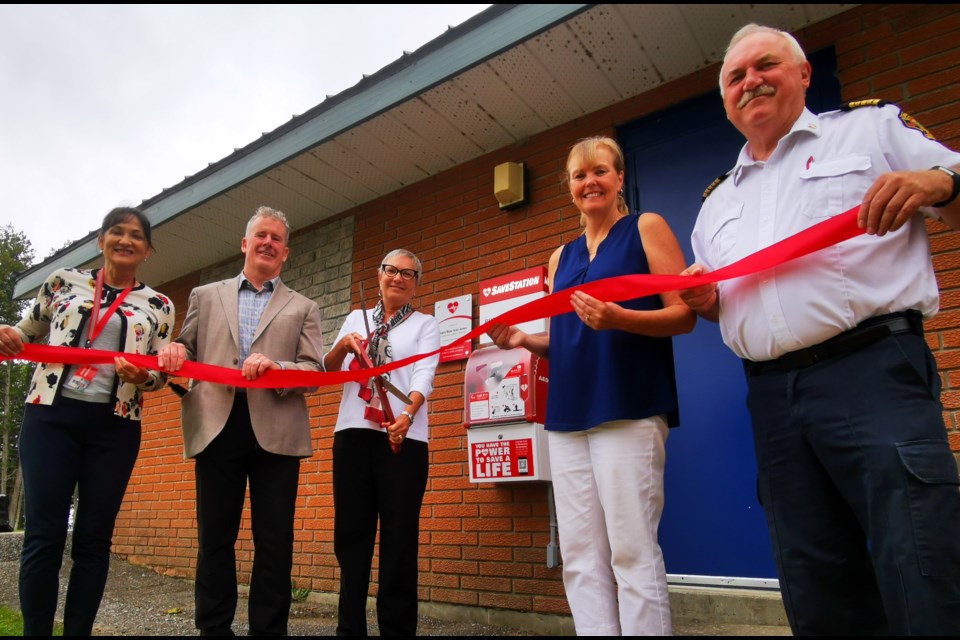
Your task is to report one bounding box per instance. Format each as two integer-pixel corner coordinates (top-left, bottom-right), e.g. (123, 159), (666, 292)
(897, 440), (960, 577)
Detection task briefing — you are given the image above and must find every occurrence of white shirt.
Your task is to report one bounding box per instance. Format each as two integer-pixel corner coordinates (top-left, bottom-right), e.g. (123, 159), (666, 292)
(332, 309), (441, 442)
(692, 105), (960, 361)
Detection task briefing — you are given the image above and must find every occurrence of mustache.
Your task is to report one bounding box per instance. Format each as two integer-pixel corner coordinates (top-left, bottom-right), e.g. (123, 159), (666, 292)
(737, 84), (776, 109)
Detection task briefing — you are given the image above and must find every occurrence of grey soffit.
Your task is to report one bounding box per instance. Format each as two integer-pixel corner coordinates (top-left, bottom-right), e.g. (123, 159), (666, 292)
(17, 3), (855, 298)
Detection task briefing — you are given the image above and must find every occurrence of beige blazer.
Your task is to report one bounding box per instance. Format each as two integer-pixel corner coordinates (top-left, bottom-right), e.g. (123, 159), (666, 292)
(176, 277), (324, 458)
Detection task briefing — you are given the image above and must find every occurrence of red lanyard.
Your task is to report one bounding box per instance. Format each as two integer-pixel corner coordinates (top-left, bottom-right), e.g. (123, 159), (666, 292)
(86, 269), (133, 348)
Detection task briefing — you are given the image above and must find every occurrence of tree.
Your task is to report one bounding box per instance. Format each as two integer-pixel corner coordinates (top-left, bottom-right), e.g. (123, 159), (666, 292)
(0, 225), (35, 505)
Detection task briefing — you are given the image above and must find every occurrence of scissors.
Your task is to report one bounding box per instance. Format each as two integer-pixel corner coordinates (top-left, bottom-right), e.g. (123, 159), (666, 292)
(357, 282), (410, 452)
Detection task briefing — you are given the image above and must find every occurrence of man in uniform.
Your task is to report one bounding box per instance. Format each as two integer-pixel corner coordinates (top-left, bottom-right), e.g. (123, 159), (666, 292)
(680, 23), (960, 635)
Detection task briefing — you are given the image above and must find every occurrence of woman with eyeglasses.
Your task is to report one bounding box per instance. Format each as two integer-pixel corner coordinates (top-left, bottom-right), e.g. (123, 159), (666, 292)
(322, 249), (440, 636)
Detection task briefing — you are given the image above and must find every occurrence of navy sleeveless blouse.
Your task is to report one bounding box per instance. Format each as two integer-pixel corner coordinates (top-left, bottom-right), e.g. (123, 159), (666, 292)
(546, 214), (680, 431)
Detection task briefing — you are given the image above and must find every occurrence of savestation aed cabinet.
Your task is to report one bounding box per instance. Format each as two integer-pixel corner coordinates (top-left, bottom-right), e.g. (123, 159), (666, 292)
(464, 344), (551, 483)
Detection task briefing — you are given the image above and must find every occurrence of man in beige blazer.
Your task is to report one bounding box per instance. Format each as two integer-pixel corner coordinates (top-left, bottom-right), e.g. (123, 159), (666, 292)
(158, 206), (323, 636)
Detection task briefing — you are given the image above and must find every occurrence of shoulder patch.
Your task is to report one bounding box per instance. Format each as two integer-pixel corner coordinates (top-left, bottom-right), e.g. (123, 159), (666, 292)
(840, 98), (889, 111)
(702, 172), (730, 202)
(898, 109), (936, 141)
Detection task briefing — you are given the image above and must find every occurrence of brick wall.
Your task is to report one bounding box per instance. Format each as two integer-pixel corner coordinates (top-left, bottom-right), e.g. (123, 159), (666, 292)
(112, 2), (960, 617)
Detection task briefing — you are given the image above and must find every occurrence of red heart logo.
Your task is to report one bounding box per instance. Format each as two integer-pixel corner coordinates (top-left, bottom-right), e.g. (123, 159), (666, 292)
(447, 301), (459, 313)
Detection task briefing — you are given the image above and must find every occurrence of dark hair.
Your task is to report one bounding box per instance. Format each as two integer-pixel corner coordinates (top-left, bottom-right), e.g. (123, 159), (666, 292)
(100, 207), (153, 249)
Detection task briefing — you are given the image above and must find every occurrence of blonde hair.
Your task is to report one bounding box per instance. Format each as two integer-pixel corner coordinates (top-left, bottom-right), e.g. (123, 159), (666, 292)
(565, 136), (629, 223)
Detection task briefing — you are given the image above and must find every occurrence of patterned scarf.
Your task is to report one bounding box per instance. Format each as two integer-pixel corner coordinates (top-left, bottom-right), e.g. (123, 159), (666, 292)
(367, 300), (414, 368)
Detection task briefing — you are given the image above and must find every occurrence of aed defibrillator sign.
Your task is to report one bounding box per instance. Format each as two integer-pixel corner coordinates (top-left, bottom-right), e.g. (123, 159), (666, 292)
(470, 438), (533, 480)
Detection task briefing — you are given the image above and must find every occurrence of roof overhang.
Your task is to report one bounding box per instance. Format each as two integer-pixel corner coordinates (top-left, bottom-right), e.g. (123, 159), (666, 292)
(16, 3), (856, 298)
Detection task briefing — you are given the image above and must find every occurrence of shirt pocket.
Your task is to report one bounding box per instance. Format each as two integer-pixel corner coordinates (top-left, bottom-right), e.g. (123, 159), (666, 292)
(798, 154), (872, 219)
(708, 201), (744, 265)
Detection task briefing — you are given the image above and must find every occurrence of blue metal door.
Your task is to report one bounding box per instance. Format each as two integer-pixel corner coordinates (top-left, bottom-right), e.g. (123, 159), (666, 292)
(619, 48), (840, 580)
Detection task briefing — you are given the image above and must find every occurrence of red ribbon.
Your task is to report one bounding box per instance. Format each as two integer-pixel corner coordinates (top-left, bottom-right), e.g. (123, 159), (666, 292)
(86, 269), (133, 347)
(4, 207), (865, 388)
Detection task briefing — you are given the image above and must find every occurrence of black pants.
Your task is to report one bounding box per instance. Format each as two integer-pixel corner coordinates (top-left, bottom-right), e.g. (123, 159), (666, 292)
(333, 429), (428, 636)
(745, 333), (960, 634)
(18, 397), (141, 636)
(194, 396), (300, 636)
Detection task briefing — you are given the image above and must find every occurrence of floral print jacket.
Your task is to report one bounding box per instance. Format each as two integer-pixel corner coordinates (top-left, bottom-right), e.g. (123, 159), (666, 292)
(14, 267), (175, 421)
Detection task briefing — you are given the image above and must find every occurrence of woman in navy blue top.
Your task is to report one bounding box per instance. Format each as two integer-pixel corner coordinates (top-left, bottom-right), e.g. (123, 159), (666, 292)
(489, 136), (694, 635)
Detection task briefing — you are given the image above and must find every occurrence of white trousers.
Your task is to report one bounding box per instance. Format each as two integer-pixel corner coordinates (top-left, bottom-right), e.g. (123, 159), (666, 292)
(549, 416), (671, 636)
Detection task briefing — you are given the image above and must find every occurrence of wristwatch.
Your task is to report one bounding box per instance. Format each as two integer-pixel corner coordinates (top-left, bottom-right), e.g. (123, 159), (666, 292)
(932, 166), (960, 208)
(400, 410), (415, 424)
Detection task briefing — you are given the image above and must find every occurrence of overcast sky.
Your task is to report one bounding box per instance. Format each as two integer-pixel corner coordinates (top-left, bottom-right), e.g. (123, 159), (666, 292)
(0, 4), (490, 263)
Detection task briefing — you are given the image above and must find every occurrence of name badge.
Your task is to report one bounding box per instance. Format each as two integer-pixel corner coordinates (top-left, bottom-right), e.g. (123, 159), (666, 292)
(65, 365), (99, 392)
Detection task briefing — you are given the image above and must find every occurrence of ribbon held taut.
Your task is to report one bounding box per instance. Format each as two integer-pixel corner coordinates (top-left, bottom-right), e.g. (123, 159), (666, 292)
(5, 206), (867, 388)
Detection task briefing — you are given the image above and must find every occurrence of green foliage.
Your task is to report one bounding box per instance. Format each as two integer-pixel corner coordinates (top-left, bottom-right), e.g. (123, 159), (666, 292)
(1, 360), (32, 496)
(0, 225), (35, 499)
(291, 579), (311, 602)
(0, 224), (34, 325)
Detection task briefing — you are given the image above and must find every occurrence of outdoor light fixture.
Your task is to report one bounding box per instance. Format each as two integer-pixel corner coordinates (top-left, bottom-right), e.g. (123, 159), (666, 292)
(493, 161), (528, 210)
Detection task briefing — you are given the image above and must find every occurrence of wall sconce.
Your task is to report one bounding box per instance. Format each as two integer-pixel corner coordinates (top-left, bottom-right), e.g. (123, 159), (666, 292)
(493, 161), (528, 210)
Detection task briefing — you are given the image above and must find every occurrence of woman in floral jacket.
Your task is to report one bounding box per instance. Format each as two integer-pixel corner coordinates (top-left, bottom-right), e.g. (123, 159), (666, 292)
(0, 207), (174, 635)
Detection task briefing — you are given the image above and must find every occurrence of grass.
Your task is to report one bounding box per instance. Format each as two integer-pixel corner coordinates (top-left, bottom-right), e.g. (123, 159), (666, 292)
(0, 604), (63, 636)
(0, 604), (24, 636)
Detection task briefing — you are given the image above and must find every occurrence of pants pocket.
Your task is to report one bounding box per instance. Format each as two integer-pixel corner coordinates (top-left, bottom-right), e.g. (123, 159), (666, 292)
(896, 439), (960, 577)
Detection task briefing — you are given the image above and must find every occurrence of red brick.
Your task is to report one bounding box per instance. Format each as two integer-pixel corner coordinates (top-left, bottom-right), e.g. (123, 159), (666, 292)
(873, 50), (960, 93)
(532, 596), (572, 616)
(949, 431), (960, 451)
(478, 560), (533, 578)
(429, 588), (478, 606)
(460, 575), (512, 592)
(838, 53), (899, 85)
(907, 66), (960, 97)
(478, 593), (534, 611)
(513, 578), (567, 596)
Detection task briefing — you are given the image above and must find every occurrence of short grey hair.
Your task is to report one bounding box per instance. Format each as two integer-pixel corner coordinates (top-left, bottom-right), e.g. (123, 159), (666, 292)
(719, 24), (807, 97)
(381, 248), (423, 283)
(245, 206), (291, 241)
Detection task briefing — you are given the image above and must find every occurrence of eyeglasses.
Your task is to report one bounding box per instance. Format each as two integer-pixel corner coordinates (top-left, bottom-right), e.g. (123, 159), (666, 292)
(381, 264), (419, 281)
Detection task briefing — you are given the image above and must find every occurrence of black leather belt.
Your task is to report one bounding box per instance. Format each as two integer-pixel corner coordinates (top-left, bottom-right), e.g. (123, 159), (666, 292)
(743, 310), (924, 375)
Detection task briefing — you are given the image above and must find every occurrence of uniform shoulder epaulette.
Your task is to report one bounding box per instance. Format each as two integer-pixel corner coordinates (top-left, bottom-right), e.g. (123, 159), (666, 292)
(702, 172), (730, 202)
(839, 98), (936, 140)
(839, 98), (889, 111)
